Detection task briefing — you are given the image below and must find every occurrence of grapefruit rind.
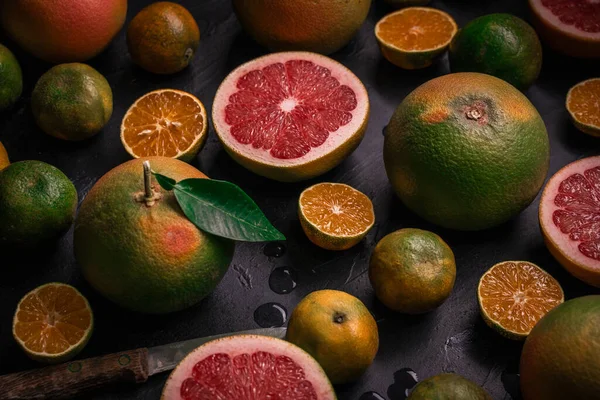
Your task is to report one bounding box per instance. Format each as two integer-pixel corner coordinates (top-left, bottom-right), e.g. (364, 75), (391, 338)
(375, 7), (458, 69)
(161, 335), (337, 400)
(477, 261), (564, 341)
(566, 78), (600, 137)
(528, 0), (600, 59)
(212, 51), (369, 182)
(298, 183), (375, 251)
(12, 283), (94, 364)
(539, 156), (600, 287)
(120, 89), (208, 163)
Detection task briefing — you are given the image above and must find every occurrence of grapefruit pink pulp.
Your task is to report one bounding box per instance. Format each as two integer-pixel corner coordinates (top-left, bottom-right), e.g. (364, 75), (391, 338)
(529, 0), (600, 58)
(213, 52), (369, 182)
(539, 156), (600, 287)
(161, 335), (336, 399)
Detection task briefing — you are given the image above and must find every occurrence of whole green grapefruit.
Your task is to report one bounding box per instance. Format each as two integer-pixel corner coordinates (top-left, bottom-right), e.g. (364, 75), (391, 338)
(449, 14), (542, 90)
(520, 295), (600, 400)
(0, 161), (77, 247)
(0, 44), (22, 110)
(408, 373), (492, 399)
(1, 0), (127, 63)
(74, 157), (235, 314)
(32, 63), (113, 141)
(384, 72), (549, 231)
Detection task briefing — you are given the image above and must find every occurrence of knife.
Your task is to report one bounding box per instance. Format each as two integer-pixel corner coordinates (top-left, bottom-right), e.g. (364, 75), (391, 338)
(0, 327), (287, 400)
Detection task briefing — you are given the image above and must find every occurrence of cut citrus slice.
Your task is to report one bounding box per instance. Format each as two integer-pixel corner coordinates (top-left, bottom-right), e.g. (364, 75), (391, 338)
(121, 89), (208, 162)
(212, 52), (370, 182)
(12, 283), (93, 363)
(478, 261), (564, 340)
(539, 156), (600, 287)
(298, 182), (375, 251)
(375, 7), (457, 69)
(566, 78), (600, 137)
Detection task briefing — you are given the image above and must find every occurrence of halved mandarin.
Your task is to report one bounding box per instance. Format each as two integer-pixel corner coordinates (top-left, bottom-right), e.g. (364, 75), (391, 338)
(299, 183), (375, 251)
(566, 78), (600, 137)
(375, 7), (457, 69)
(121, 89), (208, 162)
(13, 283), (93, 363)
(478, 261), (564, 340)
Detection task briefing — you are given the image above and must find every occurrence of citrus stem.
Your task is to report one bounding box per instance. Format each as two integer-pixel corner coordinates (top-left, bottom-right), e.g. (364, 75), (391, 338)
(143, 161), (154, 200)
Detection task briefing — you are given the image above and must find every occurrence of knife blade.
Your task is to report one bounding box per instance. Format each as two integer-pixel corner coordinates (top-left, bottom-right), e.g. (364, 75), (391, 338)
(0, 327), (287, 400)
(147, 327), (287, 375)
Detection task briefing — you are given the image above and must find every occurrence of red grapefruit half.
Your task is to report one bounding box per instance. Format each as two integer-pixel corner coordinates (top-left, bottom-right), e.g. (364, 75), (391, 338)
(529, 0), (600, 58)
(161, 335), (336, 399)
(539, 156), (600, 287)
(212, 52), (369, 182)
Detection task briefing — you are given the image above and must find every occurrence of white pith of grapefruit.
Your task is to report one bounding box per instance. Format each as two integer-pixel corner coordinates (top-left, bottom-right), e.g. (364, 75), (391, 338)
(212, 51), (369, 182)
(161, 335), (336, 400)
(539, 156), (600, 287)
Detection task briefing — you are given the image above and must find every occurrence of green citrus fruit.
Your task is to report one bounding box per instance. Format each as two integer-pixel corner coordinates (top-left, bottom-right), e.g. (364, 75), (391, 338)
(449, 14), (542, 91)
(369, 228), (456, 314)
(286, 290), (379, 384)
(0, 44), (22, 110)
(0, 160), (77, 247)
(520, 295), (600, 400)
(232, 0), (371, 55)
(384, 72), (549, 231)
(407, 373), (492, 399)
(74, 157), (235, 314)
(0, 141), (9, 170)
(127, 2), (200, 75)
(31, 63), (113, 141)
(13, 283), (93, 364)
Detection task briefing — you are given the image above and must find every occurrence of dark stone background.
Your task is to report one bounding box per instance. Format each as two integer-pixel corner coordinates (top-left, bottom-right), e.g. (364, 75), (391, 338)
(1, 0), (599, 399)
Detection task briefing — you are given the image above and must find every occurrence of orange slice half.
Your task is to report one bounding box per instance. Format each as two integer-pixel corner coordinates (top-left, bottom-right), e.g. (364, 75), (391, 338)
(375, 7), (457, 69)
(13, 283), (93, 363)
(299, 183), (375, 251)
(121, 89), (208, 162)
(478, 261), (564, 340)
(566, 78), (600, 137)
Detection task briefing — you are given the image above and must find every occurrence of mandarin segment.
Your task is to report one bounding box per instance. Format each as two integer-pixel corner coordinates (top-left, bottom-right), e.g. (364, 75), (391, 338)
(478, 261), (563, 339)
(121, 90), (208, 161)
(299, 183), (375, 250)
(12, 283), (93, 363)
(567, 78), (600, 137)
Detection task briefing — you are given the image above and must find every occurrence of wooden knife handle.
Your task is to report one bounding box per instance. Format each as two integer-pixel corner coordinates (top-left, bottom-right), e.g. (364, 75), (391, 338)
(0, 348), (149, 399)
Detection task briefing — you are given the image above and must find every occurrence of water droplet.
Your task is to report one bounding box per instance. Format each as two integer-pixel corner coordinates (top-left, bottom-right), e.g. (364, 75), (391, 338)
(263, 242), (286, 258)
(388, 368), (419, 400)
(254, 303), (287, 328)
(360, 392), (386, 400)
(269, 267), (298, 294)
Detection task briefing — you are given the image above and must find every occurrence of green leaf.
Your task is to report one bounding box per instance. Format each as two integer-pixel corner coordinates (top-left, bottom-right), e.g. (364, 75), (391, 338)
(153, 173), (286, 242)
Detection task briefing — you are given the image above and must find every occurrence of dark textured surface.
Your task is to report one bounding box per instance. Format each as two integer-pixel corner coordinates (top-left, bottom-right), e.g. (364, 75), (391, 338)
(1, 1), (599, 399)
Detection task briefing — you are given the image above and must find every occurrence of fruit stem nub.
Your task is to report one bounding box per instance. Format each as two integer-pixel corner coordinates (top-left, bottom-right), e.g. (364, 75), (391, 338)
(143, 161), (153, 200)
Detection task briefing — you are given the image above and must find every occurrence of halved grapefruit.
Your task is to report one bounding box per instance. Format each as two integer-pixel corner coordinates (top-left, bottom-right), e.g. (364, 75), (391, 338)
(529, 0), (600, 58)
(212, 52), (369, 182)
(539, 156), (600, 287)
(161, 335), (336, 399)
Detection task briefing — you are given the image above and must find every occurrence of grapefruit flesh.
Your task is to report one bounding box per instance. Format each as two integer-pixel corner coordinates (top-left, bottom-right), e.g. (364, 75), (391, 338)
(540, 156), (600, 287)
(213, 52), (369, 182)
(161, 335), (336, 400)
(529, 0), (600, 58)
